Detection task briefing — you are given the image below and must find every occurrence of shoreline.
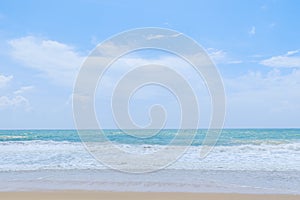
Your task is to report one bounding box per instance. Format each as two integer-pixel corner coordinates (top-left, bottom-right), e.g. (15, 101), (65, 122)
(0, 191), (299, 200)
(1, 169), (299, 194)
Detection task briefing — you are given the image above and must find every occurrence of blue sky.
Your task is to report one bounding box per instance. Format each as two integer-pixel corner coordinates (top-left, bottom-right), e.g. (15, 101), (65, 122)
(0, 0), (300, 129)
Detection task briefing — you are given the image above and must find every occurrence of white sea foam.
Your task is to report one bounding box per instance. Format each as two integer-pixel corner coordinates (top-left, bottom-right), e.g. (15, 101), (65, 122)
(0, 140), (299, 171)
(0, 141), (104, 171)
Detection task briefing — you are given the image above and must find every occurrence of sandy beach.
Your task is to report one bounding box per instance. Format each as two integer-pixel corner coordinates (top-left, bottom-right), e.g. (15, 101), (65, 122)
(0, 191), (299, 200)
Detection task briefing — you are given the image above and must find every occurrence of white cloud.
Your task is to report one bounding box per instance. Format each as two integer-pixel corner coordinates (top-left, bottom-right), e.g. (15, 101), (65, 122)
(227, 68), (300, 94)
(9, 36), (84, 86)
(249, 26), (256, 36)
(0, 74), (13, 88)
(90, 35), (100, 45)
(146, 33), (182, 40)
(207, 48), (226, 63)
(206, 48), (242, 64)
(286, 49), (300, 56)
(146, 34), (166, 40)
(14, 85), (34, 95)
(92, 53), (213, 128)
(0, 95), (30, 111)
(225, 68), (300, 127)
(0, 74), (32, 111)
(260, 50), (300, 68)
(95, 51), (300, 128)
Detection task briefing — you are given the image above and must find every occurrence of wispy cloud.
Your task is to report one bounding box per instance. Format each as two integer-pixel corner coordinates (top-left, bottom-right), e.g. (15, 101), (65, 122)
(14, 85), (34, 95)
(0, 75), (32, 111)
(260, 50), (300, 68)
(207, 48), (242, 64)
(286, 49), (300, 56)
(225, 68), (300, 127)
(146, 34), (166, 40)
(269, 22), (276, 29)
(0, 74), (13, 88)
(249, 26), (256, 36)
(9, 36), (84, 86)
(0, 95), (30, 110)
(260, 4), (268, 10)
(146, 33), (182, 40)
(207, 48), (226, 63)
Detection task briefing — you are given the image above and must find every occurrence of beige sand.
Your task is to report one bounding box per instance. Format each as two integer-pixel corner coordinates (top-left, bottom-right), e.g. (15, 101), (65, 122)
(0, 191), (299, 200)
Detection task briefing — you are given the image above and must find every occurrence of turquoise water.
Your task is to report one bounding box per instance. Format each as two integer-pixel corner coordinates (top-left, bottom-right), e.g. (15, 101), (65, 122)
(0, 129), (299, 145)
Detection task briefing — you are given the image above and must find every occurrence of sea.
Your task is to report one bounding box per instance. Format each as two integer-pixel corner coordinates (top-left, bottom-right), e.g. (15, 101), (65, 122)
(0, 129), (299, 194)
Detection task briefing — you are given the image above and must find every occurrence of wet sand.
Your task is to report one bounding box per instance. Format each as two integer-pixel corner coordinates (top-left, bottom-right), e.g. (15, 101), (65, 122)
(0, 191), (299, 200)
